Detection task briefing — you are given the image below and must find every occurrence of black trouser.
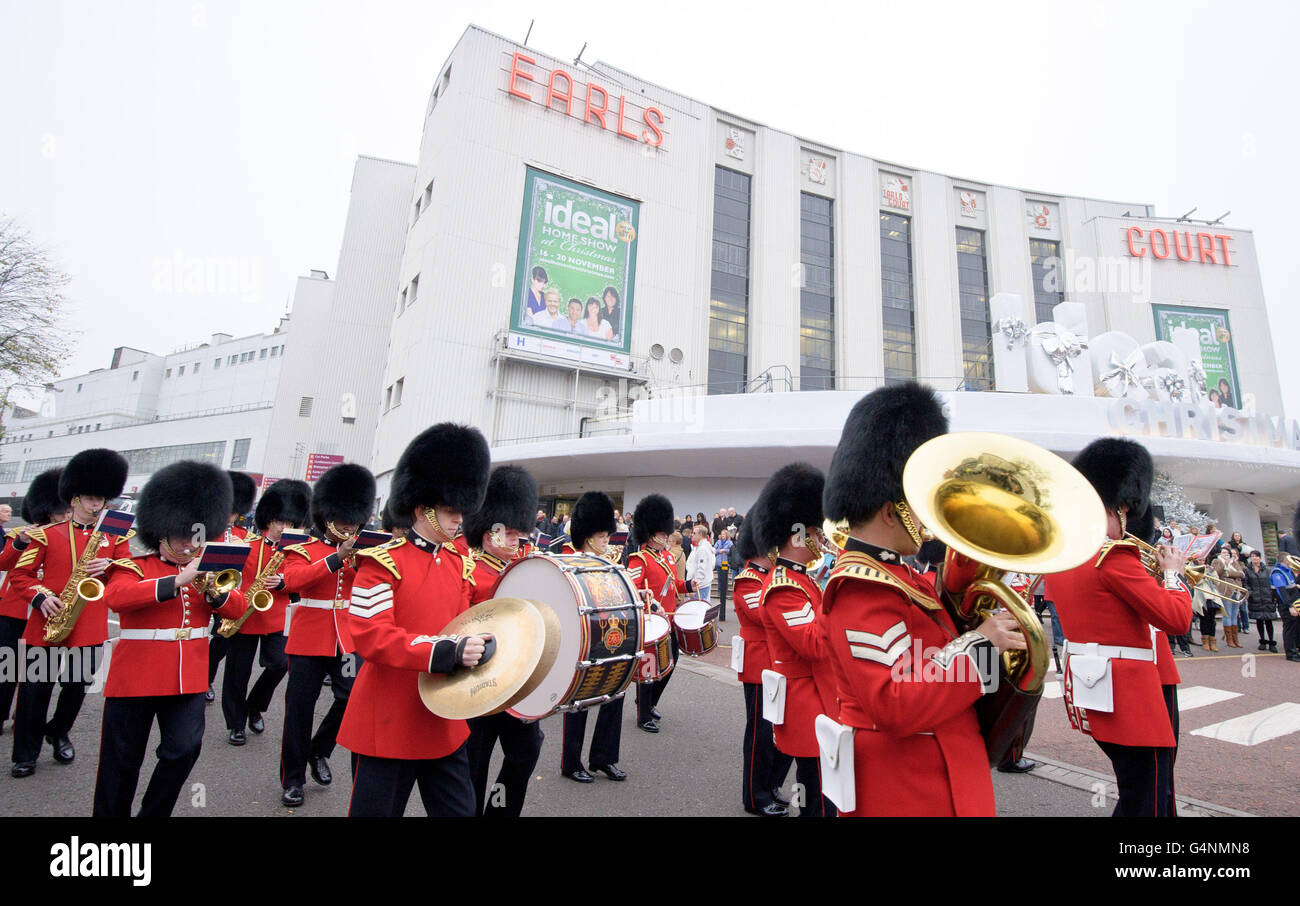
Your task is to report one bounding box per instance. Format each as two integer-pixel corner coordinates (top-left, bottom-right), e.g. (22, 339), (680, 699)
(1282, 609), (1300, 654)
(793, 755), (836, 818)
(222, 632), (288, 732)
(93, 693), (205, 817)
(207, 619), (229, 686)
(280, 651), (356, 789)
(561, 698), (623, 774)
(0, 615), (26, 725)
(1198, 611), (1218, 639)
(637, 632), (678, 722)
(348, 744), (474, 817)
(741, 682), (792, 811)
(466, 712), (544, 817)
(12, 644), (100, 764)
(1096, 685), (1178, 817)
(716, 566), (729, 620)
(1256, 619), (1275, 643)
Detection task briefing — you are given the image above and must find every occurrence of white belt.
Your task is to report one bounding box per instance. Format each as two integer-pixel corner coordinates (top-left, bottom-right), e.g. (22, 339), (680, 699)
(119, 627), (210, 641)
(1064, 641), (1154, 662)
(300, 598), (349, 610)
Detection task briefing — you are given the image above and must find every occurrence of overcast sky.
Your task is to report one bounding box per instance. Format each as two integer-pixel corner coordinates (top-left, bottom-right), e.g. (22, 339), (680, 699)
(3, 0), (1296, 417)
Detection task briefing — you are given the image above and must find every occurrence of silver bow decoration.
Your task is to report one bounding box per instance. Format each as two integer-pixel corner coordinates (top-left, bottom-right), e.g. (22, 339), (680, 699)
(993, 317), (1030, 351)
(1187, 361), (1208, 399)
(1159, 371), (1187, 401)
(1031, 324), (1089, 395)
(1099, 348), (1147, 399)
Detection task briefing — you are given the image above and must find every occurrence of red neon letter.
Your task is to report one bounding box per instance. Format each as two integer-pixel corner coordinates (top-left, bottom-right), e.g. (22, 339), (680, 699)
(507, 52), (536, 101)
(545, 68), (573, 116)
(1150, 229), (1170, 259)
(583, 82), (609, 129)
(616, 94), (640, 140)
(1215, 234), (1233, 266)
(1126, 226), (1145, 257)
(1197, 232), (1217, 264)
(1173, 230), (1194, 261)
(642, 107), (665, 147)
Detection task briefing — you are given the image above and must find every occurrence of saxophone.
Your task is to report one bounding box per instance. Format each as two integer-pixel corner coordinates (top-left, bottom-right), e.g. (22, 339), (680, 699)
(44, 527), (106, 644)
(216, 548), (282, 638)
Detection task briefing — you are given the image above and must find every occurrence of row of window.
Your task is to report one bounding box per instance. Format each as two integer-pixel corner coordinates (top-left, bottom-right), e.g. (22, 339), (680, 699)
(17, 439), (246, 483)
(159, 345), (284, 380)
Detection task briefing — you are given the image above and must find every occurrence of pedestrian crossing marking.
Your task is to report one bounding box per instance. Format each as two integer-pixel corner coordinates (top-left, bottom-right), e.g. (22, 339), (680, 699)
(1190, 702), (1300, 746)
(1177, 685), (1242, 711)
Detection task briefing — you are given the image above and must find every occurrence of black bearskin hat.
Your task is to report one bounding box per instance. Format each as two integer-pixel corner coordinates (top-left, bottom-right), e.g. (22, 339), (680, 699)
(753, 463), (825, 553)
(730, 499), (765, 571)
(380, 502), (398, 533)
(255, 479), (311, 532)
(58, 448), (128, 504)
(229, 471), (257, 517)
(1127, 503), (1157, 545)
(388, 423), (491, 525)
(310, 463), (376, 534)
(824, 382), (948, 525)
(631, 493), (674, 543)
(462, 466), (538, 549)
(21, 469), (65, 525)
(569, 491), (616, 550)
(1071, 438), (1153, 517)
(136, 461), (231, 551)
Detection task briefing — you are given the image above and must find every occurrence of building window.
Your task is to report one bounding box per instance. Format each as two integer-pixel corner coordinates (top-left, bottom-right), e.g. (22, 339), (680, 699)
(260, 348), (267, 359)
(213, 358), (220, 369)
(270, 347), (278, 358)
(384, 385), (393, 410)
(1029, 238), (1063, 324)
(956, 228), (993, 391)
(392, 378), (404, 407)
(880, 212), (916, 382)
(132, 371), (139, 381)
(165, 368), (172, 378)
(408, 275), (419, 307)
(0, 462), (18, 482)
(279, 345), (285, 355)
(95, 423), (101, 431)
(178, 365), (185, 376)
(298, 397), (313, 418)
(422, 179), (434, 212)
(230, 437), (251, 470)
(342, 416), (356, 425)
(800, 193), (835, 391)
(708, 166), (751, 395)
(193, 362), (200, 373)
(77, 384), (82, 392)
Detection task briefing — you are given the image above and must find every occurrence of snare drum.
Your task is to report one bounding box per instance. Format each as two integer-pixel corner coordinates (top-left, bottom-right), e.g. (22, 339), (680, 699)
(499, 554), (644, 720)
(672, 599), (721, 657)
(638, 613), (674, 683)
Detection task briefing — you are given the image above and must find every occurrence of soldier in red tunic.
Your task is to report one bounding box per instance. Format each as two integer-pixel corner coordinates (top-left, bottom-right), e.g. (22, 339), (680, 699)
(206, 470), (258, 703)
(730, 509), (793, 816)
(9, 448), (131, 777)
(92, 460), (247, 816)
(340, 423), (493, 817)
(1046, 438), (1191, 816)
(820, 384), (1025, 816)
(462, 465), (546, 815)
(627, 493), (690, 732)
(220, 479), (310, 745)
(278, 463), (375, 807)
(559, 491), (630, 783)
(0, 469), (68, 734)
(753, 463), (837, 817)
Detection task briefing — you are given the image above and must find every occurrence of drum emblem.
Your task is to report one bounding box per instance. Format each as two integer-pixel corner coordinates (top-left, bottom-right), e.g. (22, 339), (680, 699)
(600, 613), (626, 653)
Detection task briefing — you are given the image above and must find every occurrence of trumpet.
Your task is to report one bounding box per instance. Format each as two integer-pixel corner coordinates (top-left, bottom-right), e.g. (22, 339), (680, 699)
(1124, 534), (1207, 587)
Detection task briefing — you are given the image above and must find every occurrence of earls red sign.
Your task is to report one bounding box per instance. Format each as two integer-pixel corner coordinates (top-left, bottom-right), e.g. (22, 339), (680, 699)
(1126, 227), (1233, 266)
(505, 52), (666, 149)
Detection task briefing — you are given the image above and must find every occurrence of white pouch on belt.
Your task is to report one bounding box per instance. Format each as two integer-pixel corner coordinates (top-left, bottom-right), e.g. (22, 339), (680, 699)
(761, 668), (786, 725)
(1066, 651), (1114, 713)
(815, 713), (856, 812)
(730, 635), (745, 673)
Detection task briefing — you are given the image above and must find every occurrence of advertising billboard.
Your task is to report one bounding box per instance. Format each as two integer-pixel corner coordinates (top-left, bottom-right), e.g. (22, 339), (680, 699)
(1152, 304), (1242, 409)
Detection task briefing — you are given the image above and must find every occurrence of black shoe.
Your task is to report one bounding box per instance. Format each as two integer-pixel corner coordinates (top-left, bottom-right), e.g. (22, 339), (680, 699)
(997, 758), (1037, 774)
(651, 708), (662, 720)
(745, 801), (789, 817)
(1286, 652), (1300, 662)
(249, 712), (265, 734)
(281, 786), (304, 807)
(10, 761), (34, 778)
(771, 787), (791, 807)
(310, 755), (332, 786)
(46, 734), (74, 763)
(227, 729), (246, 746)
(1269, 641), (1279, 653)
(592, 763), (627, 781)
(205, 686), (215, 703)
(637, 720), (660, 733)
(563, 768), (594, 783)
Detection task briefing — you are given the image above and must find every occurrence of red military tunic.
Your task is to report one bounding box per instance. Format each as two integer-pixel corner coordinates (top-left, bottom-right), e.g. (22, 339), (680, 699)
(468, 550), (508, 605)
(9, 519), (133, 648)
(338, 534), (475, 759)
(732, 561), (772, 684)
(0, 528), (40, 621)
(626, 546), (686, 615)
(1045, 541), (1191, 747)
(0, 528), (28, 572)
(230, 534), (290, 636)
(227, 525), (249, 542)
(280, 537), (355, 656)
(103, 555), (246, 696)
(822, 542), (996, 817)
(759, 559), (837, 758)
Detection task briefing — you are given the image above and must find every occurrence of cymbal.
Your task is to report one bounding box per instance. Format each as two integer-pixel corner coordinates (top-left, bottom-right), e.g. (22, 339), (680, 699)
(417, 597), (549, 719)
(500, 599), (562, 714)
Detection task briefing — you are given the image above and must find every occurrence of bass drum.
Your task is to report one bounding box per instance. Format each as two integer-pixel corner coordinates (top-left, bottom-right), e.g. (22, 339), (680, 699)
(500, 553), (644, 720)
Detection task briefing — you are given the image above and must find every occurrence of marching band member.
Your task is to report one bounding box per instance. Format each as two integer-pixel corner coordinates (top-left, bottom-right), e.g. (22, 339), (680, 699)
(820, 384), (1025, 816)
(0, 469), (68, 733)
(278, 463), (375, 807)
(753, 463), (837, 817)
(220, 479), (310, 745)
(560, 491), (629, 783)
(627, 493), (690, 733)
(1049, 439), (1193, 817)
(9, 448), (131, 777)
(341, 423), (493, 817)
(730, 510), (793, 816)
(206, 471), (257, 703)
(92, 461), (247, 817)
(1276, 504), (1300, 662)
(463, 465), (546, 815)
